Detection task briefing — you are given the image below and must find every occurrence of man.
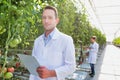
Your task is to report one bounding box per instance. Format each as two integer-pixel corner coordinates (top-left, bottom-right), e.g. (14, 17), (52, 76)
(29, 6), (76, 80)
(88, 36), (99, 77)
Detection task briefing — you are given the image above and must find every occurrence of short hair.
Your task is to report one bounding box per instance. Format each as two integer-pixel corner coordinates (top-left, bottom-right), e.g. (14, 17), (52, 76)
(91, 36), (97, 40)
(43, 6), (58, 18)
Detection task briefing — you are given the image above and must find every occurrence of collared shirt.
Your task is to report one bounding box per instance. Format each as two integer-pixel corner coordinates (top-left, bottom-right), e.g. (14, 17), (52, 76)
(29, 28), (76, 80)
(43, 29), (55, 46)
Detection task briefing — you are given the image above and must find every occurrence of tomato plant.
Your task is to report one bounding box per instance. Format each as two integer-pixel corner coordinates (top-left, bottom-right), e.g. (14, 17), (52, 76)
(113, 37), (120, 46)
(0, 0), (45, 79)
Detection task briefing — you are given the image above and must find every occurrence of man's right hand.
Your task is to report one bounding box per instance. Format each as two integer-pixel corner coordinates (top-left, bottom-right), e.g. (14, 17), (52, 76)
(36, 66), (56, 79)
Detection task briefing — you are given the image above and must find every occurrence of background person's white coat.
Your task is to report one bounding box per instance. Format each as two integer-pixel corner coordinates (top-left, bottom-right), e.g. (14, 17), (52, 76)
(88, 42), (99, 64)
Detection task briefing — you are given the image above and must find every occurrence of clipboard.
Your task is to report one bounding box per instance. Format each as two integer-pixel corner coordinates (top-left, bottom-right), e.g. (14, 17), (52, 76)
(17, 54), (40, 76)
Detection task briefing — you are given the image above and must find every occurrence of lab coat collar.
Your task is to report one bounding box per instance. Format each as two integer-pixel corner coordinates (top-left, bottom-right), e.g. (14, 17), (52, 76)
(39, 27), (61, 40)
(52, 28), (61, 40)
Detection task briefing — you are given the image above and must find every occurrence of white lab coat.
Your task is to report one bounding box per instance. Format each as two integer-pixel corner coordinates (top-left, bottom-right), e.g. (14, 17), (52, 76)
(88, 42), (99, 64)
(29, 28), (76, 80)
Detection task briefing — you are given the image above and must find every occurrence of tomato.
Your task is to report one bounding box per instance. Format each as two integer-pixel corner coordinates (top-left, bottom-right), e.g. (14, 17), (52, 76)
(12, 38), (20, 44)
(9, 38), (19, 47)
(79, 61), (83, 64)
(15, 62), (20, 68)
(18, 35), (22, 43)
(23, 51), (29, 55)
(4, 72), (13, 79)
(21, 27), (25, 32)
(0, 67), (7, 73)
(9, 42), (17, 47)
(18, 37), (22, 43)
(7, 67), (14, 73)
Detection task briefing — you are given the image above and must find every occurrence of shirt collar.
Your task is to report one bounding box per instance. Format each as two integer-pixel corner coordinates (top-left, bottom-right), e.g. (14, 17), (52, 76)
(40, 28), (60, 40)
(43, 28), (56, 39)
(92, 42), (96, 44)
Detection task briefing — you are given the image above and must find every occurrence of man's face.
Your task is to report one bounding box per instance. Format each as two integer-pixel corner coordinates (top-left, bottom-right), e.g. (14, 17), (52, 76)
(42, 9), (59, 31)
(90, 38), (95, 43)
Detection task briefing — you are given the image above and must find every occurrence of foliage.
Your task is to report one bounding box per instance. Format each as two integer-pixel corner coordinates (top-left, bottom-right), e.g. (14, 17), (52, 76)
(113, 37), (120, 46)
(0, 0), (46, 49)
(91, 28), (106, 46)
(0, 0), (106, 48)
(0, 0), (45, 79)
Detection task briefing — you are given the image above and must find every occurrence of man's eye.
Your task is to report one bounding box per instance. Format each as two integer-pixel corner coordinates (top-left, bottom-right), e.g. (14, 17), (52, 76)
(42, 16), (46, 19)
(42, 16), (53, 19)
(48, 16), (52, 19)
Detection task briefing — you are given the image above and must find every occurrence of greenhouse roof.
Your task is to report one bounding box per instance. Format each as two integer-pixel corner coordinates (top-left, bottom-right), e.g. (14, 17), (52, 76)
(90, 0), (120, 41)
(73, 0), (120, 41)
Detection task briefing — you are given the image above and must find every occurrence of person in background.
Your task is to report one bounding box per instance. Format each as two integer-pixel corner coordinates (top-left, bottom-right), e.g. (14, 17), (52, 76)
(29, 5), (76, 80)
(88, 36), (99, 77)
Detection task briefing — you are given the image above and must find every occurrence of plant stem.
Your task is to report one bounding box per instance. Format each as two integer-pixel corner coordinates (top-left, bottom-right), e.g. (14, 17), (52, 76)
(0, 46), (8, 80)
(0, 24), (11, 79)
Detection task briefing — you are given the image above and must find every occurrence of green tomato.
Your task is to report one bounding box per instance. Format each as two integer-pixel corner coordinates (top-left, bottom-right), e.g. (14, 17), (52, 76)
(18, 36), (22, 43)
(4, 72), (13, 79)
(10, 43), (17, 47)
(21, 27), (25, 32)
(0, 67), (7, 73)
(13, 39), (20, 44)
(9, 38), (19, 47)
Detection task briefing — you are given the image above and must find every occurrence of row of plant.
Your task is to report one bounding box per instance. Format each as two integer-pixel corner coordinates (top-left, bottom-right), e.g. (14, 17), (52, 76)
(113, 37), (120, 46)
(0, 0), (106, 48)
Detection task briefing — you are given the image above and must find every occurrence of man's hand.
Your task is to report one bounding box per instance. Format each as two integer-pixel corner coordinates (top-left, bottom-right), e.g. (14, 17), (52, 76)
(36, 66), (56, 79)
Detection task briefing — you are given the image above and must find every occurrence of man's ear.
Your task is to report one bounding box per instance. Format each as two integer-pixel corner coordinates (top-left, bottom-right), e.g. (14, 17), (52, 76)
(56, 18), (59, 24)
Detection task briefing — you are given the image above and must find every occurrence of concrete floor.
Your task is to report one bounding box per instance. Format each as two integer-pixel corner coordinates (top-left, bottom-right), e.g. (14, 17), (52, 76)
(86, 45), (120, 80)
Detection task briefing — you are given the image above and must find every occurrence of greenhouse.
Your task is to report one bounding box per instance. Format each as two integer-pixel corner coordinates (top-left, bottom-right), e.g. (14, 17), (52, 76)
(0, 0), (120, 80)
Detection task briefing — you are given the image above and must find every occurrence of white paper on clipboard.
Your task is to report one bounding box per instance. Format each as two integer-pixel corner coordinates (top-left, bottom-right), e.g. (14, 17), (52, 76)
(17, 54), (40, 76)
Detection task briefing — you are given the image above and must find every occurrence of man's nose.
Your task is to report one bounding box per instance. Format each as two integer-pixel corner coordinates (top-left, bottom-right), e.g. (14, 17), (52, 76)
(45, 18), (49, 23)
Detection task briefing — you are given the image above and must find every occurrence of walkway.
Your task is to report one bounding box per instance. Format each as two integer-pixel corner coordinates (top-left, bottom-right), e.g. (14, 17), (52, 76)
(86, 45), (120, 80)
